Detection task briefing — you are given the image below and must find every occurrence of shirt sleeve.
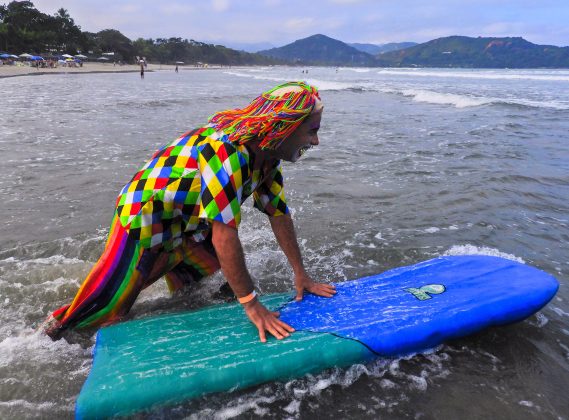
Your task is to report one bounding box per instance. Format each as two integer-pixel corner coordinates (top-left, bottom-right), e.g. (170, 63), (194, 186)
(197, 140), (247, 229)
(253, 161), (289, 217)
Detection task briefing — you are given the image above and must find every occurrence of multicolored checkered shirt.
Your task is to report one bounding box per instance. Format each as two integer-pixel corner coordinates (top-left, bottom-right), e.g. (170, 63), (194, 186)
(115, 126), (289, 250)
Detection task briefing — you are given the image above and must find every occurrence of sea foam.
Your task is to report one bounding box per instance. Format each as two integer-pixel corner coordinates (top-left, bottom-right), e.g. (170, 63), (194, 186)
(443, 244), (524, 262)
(377, 69), (569, 82)
(401, 89), (492, 108)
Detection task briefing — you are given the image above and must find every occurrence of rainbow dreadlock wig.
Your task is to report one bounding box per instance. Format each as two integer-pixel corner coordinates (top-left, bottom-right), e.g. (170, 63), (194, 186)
(208, 81), (322, 150)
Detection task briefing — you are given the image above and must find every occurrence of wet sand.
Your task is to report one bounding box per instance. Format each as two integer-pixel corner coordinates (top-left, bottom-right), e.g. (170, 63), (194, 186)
(0, 63), (228, 78)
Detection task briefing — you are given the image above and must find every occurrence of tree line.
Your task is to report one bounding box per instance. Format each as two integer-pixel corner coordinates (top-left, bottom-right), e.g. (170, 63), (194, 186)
(0, 1), (279, 65)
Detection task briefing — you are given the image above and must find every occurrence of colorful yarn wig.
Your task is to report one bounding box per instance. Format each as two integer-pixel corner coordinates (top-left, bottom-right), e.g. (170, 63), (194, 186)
(208, 81), (321, 150)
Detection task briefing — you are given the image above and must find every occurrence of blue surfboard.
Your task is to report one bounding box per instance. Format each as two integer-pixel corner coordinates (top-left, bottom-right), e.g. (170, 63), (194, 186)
(75, 255), (558, 419)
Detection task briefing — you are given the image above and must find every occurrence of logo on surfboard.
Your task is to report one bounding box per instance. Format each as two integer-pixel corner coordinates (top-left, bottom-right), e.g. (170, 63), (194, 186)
(405, 284), (446, 301)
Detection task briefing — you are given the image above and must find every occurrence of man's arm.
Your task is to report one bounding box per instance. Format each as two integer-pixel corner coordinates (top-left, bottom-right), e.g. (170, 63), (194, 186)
(211, 220), (295, 342)
(269, 214), (336, 301)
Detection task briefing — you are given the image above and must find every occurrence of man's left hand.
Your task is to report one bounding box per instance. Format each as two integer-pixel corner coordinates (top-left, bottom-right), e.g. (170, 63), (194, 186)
(294, 272), (337, 301)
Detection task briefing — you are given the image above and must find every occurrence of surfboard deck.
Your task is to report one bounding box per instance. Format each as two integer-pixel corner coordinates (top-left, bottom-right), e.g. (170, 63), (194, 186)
(75, 255), (558, 419)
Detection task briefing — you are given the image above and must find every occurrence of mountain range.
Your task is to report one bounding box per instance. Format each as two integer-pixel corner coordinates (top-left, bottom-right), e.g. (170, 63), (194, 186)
(259, 34), (377, 66)
(349, 42), (417, 55)
(258, 34), (569, 68)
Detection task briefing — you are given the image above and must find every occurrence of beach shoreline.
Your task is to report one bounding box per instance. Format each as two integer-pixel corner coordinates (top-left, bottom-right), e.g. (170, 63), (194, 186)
(0, 62), (236, 79)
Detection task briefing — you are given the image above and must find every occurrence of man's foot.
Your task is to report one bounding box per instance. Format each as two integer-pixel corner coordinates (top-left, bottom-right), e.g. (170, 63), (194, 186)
(42, 316), (64, 341)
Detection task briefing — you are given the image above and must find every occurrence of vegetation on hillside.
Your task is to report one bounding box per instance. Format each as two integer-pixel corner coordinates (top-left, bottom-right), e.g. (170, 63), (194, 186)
(0, 1), (280, 65)
(259, 34), (377, 66)
(0, 1), (86, 54)
(349, 42), (417, 55)
(376, 36), (569, 68)
(261, 34), (569, 68)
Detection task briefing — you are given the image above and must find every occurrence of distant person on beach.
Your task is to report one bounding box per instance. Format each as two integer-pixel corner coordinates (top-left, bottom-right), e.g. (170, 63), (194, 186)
(140, 60), (144, 78)
(175, 65), (178, 73)
(44, 81), (334, 343)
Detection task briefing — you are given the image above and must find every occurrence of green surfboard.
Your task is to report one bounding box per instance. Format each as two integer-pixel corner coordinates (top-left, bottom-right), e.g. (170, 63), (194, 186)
(76, 294), (374, 419)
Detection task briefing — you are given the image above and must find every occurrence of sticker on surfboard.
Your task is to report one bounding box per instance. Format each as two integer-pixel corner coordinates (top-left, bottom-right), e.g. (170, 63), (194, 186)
(405, 284), (446, 300)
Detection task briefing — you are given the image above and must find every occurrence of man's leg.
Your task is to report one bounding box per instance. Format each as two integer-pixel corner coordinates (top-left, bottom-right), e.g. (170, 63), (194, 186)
(45, 215), (151, 339)
(164, 232), (221, 292)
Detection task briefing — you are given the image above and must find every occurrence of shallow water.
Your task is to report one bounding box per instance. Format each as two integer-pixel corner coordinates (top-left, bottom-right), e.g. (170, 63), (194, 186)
(0, 67), (568, 419)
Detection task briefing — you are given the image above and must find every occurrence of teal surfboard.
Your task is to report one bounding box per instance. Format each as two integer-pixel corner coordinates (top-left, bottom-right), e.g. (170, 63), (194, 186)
(75, 255), (558, 419)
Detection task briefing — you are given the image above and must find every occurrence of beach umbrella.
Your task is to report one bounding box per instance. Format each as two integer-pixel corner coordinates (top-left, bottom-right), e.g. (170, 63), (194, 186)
(62, 54), (73, 58)
(0, 53), (10, 59)
(10, 55), (19, 58)
(19, 53), (32, 58)
(65, 58), (74, 61)
(75, 54), (88, 59)
(30, 56), (44, 61)
(97, 57), (110, 61)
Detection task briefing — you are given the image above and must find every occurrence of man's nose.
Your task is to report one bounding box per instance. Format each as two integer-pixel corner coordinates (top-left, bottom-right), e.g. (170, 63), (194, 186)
(311, 136), (319, 146)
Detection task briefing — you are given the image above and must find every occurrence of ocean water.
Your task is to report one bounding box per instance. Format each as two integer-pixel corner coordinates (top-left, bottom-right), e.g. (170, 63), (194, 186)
(0, 66), (568, 419)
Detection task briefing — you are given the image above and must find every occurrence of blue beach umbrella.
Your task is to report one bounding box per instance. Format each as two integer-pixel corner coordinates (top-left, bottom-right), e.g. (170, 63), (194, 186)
(30, 56), (44, 61)
(0, 53), (11, 59)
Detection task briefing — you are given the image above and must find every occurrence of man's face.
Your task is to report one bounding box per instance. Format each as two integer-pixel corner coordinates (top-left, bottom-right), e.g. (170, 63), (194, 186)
(271, 110), (322, 162)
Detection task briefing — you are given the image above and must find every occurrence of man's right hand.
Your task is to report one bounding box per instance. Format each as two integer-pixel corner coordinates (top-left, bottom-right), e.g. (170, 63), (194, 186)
(243, 299), (295, 342)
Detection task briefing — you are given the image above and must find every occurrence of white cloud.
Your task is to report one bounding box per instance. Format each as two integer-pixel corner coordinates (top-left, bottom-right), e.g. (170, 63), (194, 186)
(159, 3), (196, 16)
(329, 0), (368, 4)
(117, 4), (141, 14)
(29, 0), (569, 47)
(481, 22), (525, 36)
(285, 17), (315, 31)
(212, 0), (230, 12)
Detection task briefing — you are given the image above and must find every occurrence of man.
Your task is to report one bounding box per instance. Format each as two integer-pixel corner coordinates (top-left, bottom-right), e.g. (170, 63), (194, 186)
(45, 81), (335, 343)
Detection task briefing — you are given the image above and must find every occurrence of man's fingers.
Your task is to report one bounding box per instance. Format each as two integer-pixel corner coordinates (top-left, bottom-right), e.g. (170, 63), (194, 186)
(266, 315), (296, 340)
(310, 283), (337, 297)
(250, 305), (297, 342)
(278, 319), (295, 333)
(268, 325), (286, 340)
(272, 319), (292, 338)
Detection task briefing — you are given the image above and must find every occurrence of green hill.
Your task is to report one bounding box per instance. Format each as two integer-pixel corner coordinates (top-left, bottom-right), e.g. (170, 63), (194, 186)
(0, 1), (281, 65)
(376, 36), (569, 68)
(258, 34), (376, 66)
(350, 42), (417, 55)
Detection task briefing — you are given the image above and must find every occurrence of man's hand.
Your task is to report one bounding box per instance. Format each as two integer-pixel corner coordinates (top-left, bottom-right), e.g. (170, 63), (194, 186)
(243, 299), (295, 342)
(294, 272), (336, 301)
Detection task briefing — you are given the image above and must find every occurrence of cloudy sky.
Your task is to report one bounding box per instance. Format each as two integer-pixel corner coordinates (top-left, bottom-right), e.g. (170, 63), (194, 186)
(31, 0), (569, 48)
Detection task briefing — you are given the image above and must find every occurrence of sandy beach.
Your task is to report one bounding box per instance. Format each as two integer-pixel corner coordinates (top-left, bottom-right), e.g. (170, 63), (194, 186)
(0, 62), (228, 78)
